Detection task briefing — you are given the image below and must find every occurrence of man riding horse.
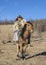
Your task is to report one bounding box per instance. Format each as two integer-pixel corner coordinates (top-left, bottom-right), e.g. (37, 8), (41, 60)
(13, 15), (33, 60)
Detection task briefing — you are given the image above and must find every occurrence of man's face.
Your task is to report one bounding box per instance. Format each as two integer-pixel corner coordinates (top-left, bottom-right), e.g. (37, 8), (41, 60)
(18, 18), (22, 21)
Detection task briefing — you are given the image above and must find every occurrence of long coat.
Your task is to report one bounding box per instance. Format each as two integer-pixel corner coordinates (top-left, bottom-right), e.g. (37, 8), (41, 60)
(13, 19), (26, 42)
(13, 19), (26, 32)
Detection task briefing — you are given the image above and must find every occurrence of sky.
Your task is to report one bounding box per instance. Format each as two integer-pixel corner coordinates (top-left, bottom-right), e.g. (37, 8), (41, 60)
(0, 0), (46, 20)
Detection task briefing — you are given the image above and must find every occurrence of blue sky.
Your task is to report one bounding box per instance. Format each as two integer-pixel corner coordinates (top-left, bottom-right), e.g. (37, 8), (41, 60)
(0, 0), (46, 20)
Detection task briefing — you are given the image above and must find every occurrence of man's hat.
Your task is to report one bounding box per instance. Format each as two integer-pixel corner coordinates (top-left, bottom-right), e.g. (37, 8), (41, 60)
(15, 15), (23, 21)
(17, 15), (23, 19)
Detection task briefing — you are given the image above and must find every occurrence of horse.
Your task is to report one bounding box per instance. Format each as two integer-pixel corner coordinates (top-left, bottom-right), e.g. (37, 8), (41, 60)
(16, 21), (33, 60)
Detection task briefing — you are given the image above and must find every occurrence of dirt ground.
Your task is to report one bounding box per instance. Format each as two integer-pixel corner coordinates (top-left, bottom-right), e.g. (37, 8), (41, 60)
(0, 25), (46, 65)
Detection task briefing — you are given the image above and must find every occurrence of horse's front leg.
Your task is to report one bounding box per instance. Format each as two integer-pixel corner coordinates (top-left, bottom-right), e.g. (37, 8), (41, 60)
(23, 44), (28, 55)
(23, 39), (28, 56)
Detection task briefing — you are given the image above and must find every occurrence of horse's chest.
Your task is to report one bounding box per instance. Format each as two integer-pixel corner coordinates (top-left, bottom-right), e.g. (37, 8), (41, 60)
(22, 38), (28, 44)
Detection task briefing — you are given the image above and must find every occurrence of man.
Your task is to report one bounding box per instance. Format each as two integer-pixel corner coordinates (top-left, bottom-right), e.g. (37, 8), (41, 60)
(13, 15), (26, 57)
(13, 15), (26, 43)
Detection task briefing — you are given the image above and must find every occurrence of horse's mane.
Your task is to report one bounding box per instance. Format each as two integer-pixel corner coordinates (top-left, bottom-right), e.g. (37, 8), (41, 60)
(20, 24), (27, 39)
(20, 21), (33, 39)
(27, 21), (33, 26)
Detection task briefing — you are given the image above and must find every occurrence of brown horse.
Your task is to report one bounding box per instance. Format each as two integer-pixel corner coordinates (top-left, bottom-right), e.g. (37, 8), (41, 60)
(16, 21), (33, 60)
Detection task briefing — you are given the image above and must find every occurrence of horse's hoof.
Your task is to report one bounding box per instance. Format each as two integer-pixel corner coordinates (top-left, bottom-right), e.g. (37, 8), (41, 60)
(22, 57), (25, 60)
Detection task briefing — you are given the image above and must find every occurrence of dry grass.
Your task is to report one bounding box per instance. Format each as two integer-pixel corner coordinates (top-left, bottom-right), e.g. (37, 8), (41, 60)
(0, 25), (46, 65)
(0, 25), (13, 42)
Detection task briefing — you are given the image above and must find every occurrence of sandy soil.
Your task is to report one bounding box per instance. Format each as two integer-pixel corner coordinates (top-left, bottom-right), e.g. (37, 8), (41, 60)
(0, 25), (46, 65)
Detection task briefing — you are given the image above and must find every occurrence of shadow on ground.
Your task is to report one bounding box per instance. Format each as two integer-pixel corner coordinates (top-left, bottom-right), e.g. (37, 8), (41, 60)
(25, 51), (46, 60)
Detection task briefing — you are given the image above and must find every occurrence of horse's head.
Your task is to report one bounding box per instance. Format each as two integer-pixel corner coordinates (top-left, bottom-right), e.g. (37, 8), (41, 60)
(20, 21), (34, 39)
(23, 21), (33, 38)
(26, 21), (33, 33)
